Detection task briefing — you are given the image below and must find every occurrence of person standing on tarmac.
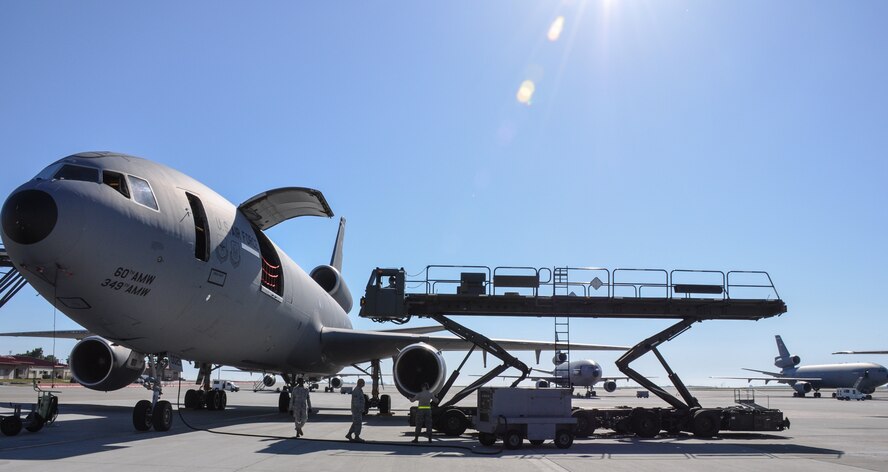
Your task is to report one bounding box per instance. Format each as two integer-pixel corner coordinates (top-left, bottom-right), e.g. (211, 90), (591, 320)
(290, 378), (309, 437)
(346, 378), (366, 442)
(411, 382), (437, 442)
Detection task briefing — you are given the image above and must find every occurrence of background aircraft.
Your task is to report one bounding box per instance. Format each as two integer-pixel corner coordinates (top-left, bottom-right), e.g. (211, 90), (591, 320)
(834, 350), (888, 355)
(0, 152), (625, 432)
(503, 353), (627, 397)
(719, 335), (888, 397)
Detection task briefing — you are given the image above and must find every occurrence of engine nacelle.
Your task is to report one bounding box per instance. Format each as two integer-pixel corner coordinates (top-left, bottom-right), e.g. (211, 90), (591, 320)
(552, 351), (568, 366)
(536, 380), (550, 388)
(775, 355), (801, 369)
(70, 336), (145, 391)
(793, 382), (812, 394)
(393, 343), (447, 398)
(263, 375), (276, 387)
(310, 264), (353, 313)
(330, 376), (343, 389)
(603, 380), (617, 393)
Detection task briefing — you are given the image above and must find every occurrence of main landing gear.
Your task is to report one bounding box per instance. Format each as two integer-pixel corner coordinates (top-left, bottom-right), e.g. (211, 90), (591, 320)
(132, 354), (174, 432)
(182, 362), (228, 411)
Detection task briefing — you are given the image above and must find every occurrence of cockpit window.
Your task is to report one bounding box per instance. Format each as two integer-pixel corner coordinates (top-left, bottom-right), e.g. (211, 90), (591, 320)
(102, 171), (130, 198)
(53, 164), (99, 182)
(127, 176), (158, 211)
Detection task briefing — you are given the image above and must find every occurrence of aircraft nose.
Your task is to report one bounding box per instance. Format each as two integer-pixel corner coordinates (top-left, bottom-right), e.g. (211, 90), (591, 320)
(1, 189), (58, 245)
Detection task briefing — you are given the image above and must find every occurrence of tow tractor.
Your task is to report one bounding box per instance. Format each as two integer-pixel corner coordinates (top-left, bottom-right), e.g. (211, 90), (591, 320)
(360, 265), (791, 442)
(1, 380), (60, 436)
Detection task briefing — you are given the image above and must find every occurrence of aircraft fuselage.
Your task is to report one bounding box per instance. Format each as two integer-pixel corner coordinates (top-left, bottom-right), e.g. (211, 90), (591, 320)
(1, 153), (351, 376)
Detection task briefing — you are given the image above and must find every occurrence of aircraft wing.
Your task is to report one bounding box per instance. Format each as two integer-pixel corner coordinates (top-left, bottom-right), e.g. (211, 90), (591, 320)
(0, 329), (93, 339)
(320, 327), (627, 365)
(833, 350), (888, 355)
(712, 367), (821, 384)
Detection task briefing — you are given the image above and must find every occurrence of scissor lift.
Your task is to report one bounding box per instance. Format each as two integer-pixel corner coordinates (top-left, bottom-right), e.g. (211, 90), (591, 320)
(360, 265), (790, 439)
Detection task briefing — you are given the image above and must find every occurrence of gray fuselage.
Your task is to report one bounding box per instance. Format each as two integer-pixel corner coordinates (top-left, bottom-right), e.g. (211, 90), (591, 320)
(1, 153), (351, 376)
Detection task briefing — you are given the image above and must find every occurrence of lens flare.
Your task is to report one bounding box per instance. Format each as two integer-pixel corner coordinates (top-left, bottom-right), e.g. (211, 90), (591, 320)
(547, 16), (565, 42)
(516, 80), (536, 105)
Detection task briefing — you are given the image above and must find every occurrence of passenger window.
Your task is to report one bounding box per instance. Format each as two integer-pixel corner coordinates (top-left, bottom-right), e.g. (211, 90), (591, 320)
(128, 176), (158, 210)
(186, 193), (210, 262)
(53, 165), (99, 182)
(102, 171), (130, 198)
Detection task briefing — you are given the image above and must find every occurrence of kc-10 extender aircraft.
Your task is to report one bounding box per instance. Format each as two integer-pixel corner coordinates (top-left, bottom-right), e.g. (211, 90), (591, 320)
(718, 335), (888, 397)
(0, 152), (626, 432)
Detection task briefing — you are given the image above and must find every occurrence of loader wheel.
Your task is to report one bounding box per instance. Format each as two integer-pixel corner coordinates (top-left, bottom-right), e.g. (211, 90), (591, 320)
(632, 410), (661, 438)
(692, 410), (720, 438)
(572, 410), (593, 437)
(478, 432), (497, 446)
(441, 409), (468, 437)
(504, 430), (523, 449)
(554, 429), (574, 449)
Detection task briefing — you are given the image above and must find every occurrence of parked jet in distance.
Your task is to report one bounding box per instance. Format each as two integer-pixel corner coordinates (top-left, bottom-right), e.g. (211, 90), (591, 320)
(833, 350), (888, 355)
(719, 335), (888, 397)
(0, 152), (627, 433)
(501, 352), (627, 397)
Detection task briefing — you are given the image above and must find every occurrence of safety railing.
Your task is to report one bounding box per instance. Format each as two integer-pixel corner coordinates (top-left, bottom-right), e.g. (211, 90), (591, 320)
(407, 264), (780, 301)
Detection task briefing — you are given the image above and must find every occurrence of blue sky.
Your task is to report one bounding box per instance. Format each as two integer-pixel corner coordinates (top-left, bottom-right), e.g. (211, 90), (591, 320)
(1, 1), (887, 388)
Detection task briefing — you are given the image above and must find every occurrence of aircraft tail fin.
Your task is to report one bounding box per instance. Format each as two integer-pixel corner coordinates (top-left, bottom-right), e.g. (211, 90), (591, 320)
(774, 335), (801, 369)
(330, 217), (346, 272)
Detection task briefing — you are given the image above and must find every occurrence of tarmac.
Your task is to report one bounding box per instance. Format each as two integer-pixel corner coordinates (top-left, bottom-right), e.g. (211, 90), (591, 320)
(1, 382), (887, 471)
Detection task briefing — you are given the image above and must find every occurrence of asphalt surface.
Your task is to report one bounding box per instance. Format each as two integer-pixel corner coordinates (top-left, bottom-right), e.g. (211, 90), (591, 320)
(1, 383), (886, 471)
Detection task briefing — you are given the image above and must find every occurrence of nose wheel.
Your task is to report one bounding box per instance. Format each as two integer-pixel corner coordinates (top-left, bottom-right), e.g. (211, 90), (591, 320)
(132, 354), (175, 432)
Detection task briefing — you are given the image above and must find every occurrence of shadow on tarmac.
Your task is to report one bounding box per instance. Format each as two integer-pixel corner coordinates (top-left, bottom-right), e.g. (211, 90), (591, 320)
(0, 402), (844, 460)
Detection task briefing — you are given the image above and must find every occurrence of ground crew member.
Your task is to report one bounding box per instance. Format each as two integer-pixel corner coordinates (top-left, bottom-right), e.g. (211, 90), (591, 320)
(345, 378), (366, 442)
(410, 382), (437, 442)
(290, 378), (309, 437)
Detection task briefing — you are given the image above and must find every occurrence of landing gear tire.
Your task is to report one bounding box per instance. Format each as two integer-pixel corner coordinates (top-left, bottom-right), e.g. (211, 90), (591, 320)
(363, 395), (370, 416)
(152, 400), (173, 432)
(206, 390), (224, 411)
(479, 432), (497, 446)
(814, 392), (821, 398)
(278, 390), (290, 413)
(378, 394), (391, 415)
(1, 416), (23, 436)
(184, 389), (201, 409)
(219, 390), (228, 409)
(554, 429), (574, 449)
(504, 430), (523, 450)
(441, 409), (468, 437)
(133, 400), (153, 431)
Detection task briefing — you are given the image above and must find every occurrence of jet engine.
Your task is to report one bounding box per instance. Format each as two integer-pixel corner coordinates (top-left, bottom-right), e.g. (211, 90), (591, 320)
(536, 380), (550, 388)
(792, 382), (812, 395)
(603, 380), (617, 393)
(775, 355), (801, 369)
(70, 336), (146, 391)
(310, 264), (353, 313)
(393, 343), (447, 398)
(330, 376), (343, 389)
(552, 351), (568, 365)
(262, 374), (276, 387)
